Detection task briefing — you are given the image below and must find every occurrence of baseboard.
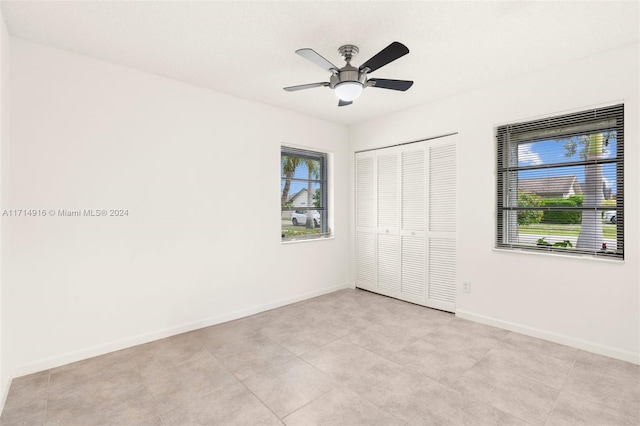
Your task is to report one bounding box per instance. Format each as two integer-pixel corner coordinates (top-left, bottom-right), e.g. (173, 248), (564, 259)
(10, 284), (348, 378)
(456, 309), (640, 365)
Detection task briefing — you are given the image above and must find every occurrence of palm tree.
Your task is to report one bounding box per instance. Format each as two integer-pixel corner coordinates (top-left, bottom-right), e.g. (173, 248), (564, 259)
(281, 155), (301, 207)
(576, 133), (604, 249)
(561, 132), (609, 249)
(304, 159), (320, 229)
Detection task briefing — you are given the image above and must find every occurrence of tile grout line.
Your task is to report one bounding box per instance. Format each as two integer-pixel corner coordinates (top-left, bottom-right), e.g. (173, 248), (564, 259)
(40, 370), (51, 425)
(149, 345), (242, 425)
(288, 327), (411, 423)
(478, 335), (579, 395)
(432, 329), (557, 426)
(279, 385), (336, 423)
(452, 342), (536, 426)
(236, 300), (344, 422)
(294, 334), (417, 424)
(344, 382), (409, 425)
(227, 309), (343, 423)
(130, 355), (166, 426)
(542, 349), (579, 425)
(445, 330), (505, 384)
(503, 331), (583, 364)
(236, 377), (285, 424)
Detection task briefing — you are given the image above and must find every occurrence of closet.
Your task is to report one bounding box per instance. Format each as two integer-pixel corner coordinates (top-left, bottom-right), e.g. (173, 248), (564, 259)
(355, 134), (457, 312)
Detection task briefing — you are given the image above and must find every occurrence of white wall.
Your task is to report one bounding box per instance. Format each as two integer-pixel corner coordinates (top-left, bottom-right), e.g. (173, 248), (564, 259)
(0, 6), (9, 408)
(4, 39), (350, 377)
(350, 43), (640, 363)
(3, 35), (638, 388)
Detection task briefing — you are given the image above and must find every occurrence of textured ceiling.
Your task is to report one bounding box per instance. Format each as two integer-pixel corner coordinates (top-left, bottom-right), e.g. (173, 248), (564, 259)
(2, 1), (639, 125)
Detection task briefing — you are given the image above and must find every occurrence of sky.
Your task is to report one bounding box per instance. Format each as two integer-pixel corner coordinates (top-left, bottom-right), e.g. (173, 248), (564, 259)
(281, 160), (321, 202)
(517, 135), (618, 194)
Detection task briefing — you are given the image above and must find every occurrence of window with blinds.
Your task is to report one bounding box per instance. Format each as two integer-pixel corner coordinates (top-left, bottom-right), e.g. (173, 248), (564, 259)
(281, 146), (330, 241)
(497, 104), (624, 259)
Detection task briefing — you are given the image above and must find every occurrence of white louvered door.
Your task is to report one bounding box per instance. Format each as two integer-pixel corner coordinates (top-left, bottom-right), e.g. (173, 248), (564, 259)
(355, 135), (457, 313)
(376, 147), (401, 295)
(426, 138), (457, 311)
(355, 151), (376, 291)
(400, 147), (427, 303)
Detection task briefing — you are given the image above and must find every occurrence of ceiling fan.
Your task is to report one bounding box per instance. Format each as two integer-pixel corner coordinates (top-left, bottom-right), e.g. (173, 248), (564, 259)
(284, 42), (413, 107)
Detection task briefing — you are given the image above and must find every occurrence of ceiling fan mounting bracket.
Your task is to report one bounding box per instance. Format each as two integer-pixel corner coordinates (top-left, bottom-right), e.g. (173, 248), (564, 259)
(338, 45), (359, 63)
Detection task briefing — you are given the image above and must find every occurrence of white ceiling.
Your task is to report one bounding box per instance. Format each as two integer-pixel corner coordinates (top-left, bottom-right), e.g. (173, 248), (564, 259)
(2, 1), (639, 125)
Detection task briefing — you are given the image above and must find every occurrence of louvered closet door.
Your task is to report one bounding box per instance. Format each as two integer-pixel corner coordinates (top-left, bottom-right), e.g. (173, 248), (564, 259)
(376, 147), (401, 296)
(426, 136), (457, 312)
(354, 135), (457, 313)
(400, 146), (427, 303)
(355, 151), (376, 291)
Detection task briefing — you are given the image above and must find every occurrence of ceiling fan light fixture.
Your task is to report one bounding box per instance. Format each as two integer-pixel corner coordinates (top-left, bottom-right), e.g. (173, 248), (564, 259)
(334, 81), (363, 101)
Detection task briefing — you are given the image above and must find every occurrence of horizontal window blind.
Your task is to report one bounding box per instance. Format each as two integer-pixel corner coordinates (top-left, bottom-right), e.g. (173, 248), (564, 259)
(497, 104), (624, 259)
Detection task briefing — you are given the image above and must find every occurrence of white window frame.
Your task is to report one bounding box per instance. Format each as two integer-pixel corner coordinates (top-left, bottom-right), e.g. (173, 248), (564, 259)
(281, 146), (331, 242)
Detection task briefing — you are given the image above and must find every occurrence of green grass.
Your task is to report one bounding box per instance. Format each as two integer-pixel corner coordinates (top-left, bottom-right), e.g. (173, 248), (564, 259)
(281, 225), (320, 238)
(519, 222), (616, 239)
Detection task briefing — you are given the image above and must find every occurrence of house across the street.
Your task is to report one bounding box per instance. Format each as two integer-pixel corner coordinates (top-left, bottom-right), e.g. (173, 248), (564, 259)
(518, 175), (583, 199)
(287, 188), (310, 207)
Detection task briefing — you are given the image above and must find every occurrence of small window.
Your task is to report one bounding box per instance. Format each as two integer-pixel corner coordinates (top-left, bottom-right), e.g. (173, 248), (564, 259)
(281, 147), (330, 241)
(497, 104), (624, 259)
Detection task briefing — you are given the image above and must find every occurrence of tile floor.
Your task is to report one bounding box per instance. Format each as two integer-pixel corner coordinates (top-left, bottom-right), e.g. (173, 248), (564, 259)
(1, 289), (639, 425)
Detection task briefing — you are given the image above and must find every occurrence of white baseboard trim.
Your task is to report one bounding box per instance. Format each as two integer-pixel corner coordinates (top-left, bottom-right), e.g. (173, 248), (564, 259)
(456, 309), (640, 365)
(10, 284), (348, 379)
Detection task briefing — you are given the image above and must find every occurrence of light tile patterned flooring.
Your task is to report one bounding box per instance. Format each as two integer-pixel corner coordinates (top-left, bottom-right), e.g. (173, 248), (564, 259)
(1, 289), (639, 425)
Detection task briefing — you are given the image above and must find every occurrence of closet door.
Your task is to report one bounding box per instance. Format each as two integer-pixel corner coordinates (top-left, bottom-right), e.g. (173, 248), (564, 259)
(355, 151), (376, 291)
(376, 147), (401, 296)
(400, 145), (427, 303)
(354, 135), (457, 313)
(426, 136), (457, 312)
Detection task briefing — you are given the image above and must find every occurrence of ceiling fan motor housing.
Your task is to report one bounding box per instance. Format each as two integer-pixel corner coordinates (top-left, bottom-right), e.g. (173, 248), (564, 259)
(329, 64), (367, 89)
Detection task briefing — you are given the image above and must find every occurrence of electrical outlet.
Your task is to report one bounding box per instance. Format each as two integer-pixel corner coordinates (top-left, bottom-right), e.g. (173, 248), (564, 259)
(463, 282), (471, 293)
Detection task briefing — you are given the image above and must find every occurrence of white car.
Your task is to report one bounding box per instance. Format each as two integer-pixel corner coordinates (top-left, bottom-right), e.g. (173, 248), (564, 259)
(604, 210), (617, 224)
(291, 210), (320, 227)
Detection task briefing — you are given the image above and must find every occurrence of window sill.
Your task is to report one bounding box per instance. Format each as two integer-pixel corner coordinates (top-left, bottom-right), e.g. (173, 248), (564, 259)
(493, 247), (624, 263)
(282, 235), (335, 245)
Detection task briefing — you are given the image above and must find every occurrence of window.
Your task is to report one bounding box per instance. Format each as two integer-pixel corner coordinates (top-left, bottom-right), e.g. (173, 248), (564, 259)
(497, 104), (624, 259)
(281, 146), (330, 241)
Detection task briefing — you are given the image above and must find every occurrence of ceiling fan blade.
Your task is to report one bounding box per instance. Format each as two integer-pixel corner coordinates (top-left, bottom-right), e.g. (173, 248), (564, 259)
(359, 42), (409, 74)
(338, 99), (353, 107)
(296, 48), (339, 74)
(283, 82), (329, 92)
(368, 78), (414, 91)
